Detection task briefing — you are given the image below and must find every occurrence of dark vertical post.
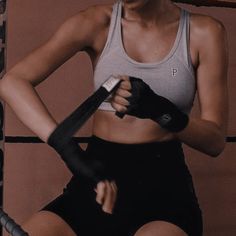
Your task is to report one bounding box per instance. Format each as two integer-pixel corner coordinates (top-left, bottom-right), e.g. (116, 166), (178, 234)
(0, 1), (6, 235)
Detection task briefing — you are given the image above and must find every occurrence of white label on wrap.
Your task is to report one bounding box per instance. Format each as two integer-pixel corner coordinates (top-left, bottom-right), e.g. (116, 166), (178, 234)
(102, 76), (121, 93)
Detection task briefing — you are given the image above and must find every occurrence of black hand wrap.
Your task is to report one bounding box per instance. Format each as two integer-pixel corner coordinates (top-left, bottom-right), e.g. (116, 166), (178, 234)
(116, 77), (189, 132)
(47, 133), (112, 185)
(47, 76), (121, 185)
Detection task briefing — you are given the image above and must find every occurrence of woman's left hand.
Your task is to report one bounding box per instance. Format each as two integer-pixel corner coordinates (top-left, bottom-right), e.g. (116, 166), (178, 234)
(94, 180), (118, 214)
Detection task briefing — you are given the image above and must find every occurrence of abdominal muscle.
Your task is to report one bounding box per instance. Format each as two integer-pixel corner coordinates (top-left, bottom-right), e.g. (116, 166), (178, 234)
(92, 110), (176, 144)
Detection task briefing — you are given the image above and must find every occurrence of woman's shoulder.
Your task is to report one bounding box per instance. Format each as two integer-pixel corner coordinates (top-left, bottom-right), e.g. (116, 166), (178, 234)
(73, 3), (114, 31)
(189, 11), (226, 39)
(187, 11), (227, 60)
(55, 3), (114, 50)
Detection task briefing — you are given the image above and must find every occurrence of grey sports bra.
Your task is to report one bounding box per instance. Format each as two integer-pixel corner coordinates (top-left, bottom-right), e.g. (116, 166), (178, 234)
(93, 0), (196, 114)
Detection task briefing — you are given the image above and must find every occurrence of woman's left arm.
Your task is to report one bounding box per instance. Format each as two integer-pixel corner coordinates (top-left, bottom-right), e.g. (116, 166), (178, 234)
(175, 16), (229, 157)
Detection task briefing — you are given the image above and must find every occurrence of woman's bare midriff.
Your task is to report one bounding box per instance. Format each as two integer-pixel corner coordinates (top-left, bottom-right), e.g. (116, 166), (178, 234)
(92, 110), (176, 144)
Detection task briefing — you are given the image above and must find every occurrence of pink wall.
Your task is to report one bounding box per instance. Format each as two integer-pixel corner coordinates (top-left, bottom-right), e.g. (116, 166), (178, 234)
(182, 4), (236, 235)
(3, 1), (236, 235)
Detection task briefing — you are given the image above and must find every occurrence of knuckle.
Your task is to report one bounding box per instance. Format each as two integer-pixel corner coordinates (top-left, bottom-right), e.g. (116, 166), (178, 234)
(98, 181), (105, 188)
(110, 100), (116, 107)
(113, 95), (121, 103)
(119, 107), (127, 113)
(121, 83), (129, 90)
(110, 102), (120, 110)
(96, 197), (102, 204)
(103, 208), (111, 214)
(123, 99), (130, 106)
(120, 75), (129, 81)
(117, 97), (129, 106)
(116, 88), (124, 96)
(97, 187), (104, 194)
(116, 90), (130, 100)
(96, 193), (102, 201)
(113, 104), (126, 113)
(124, 90), (132, 97)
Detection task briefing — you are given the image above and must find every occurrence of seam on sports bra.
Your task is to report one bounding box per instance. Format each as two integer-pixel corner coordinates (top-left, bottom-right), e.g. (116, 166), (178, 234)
(94, 2), (119, 70)
(185, 11), (195, 75)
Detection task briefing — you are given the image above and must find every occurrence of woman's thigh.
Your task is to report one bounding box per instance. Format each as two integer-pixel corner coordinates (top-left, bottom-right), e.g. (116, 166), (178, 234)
(133, 220), (188, 236)
(22, 210), (76, 236)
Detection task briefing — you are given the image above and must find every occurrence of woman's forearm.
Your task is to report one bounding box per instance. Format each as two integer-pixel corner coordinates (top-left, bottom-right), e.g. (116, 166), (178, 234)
(0, 75), (57, 142)
(174, 117), (226, 157)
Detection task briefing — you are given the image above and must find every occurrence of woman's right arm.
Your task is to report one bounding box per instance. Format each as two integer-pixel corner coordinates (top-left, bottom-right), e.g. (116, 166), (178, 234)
(0, 6), (108, 142)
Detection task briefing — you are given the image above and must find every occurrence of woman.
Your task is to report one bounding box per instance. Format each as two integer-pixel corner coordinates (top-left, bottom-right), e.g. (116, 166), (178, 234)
(0, 0), (228, 235)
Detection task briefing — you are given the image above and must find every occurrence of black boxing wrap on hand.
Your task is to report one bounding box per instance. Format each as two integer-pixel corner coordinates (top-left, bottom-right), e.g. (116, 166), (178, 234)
(46, 76), (121, 185)
(47, 133), (112, 185)
(116, 77), (189, 132)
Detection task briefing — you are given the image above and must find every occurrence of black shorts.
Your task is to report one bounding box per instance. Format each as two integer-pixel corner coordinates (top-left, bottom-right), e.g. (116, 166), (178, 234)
(41, 135), (203, 236)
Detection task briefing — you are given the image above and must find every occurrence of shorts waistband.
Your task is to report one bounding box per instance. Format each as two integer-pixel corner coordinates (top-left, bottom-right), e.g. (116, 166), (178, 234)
(88, 135), (182, 153)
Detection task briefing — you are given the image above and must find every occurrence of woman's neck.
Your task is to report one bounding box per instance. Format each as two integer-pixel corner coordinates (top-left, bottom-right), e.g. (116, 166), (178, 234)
(122, 0), (176, 26)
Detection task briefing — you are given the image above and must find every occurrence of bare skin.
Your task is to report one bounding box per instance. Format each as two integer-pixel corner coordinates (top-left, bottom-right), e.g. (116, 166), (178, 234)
(0, 0), (228, 235)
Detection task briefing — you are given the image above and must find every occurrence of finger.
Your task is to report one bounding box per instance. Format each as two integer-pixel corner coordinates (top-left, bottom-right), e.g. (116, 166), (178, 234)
(117, 76), (131, 90)
(110, 181), (118, 192)
(96, 181), (106, 205)
(102, 181), (117, 214)
(115, 88), (132, 98)
(116, 75), (129, 81)
(113, 95), (130, 106)
(120, 81), (132, 90)
(111, 101), (128, 114)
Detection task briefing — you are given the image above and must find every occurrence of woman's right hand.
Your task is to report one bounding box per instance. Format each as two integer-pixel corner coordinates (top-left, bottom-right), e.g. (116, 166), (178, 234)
(94, 180), (118, 214)
(110, 75), (132, 115)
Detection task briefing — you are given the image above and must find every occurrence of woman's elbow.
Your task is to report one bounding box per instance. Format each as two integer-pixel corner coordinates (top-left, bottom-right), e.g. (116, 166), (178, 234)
(207, 136), (226, 157)
(0, 75), (9, 98)
(0, 73), (22, 100)
(0, 74), (13, 97)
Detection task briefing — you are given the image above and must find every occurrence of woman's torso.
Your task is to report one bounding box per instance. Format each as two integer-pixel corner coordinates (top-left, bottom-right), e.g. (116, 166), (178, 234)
(85, 1), (198, 144)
